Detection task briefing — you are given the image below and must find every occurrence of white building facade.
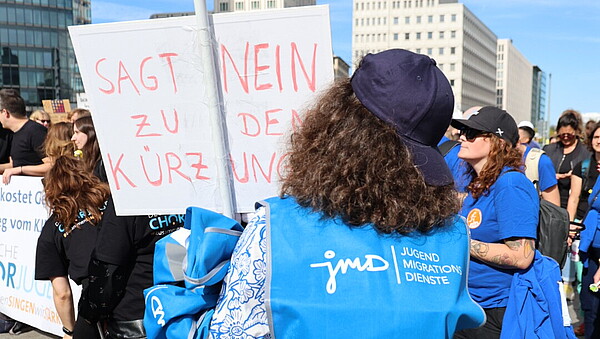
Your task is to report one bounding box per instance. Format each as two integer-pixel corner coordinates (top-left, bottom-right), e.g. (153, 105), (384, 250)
(214, 0), (315, 12)
(352, 0), (497, 111)
(496, 39), (533, 124)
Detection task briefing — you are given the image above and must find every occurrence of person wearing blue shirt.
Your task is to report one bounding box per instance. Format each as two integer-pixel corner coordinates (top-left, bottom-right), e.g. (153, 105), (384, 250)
(452, 107), (539, 339)
(520, 145), (560, 206)
(439, 135), (469, 192)
(207, 49), (486, 338)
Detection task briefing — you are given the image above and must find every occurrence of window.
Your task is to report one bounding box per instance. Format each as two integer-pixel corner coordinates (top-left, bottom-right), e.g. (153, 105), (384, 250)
(427, 48), (432, 55)
(451, 14), (457, 22)
(416, 16), (421, 23)
(427, 31), (432, 39)
(416, 48), (421, 53)
(377, 18), (381, 25)
(394, 33), (399, 41)
(450, 47), (456, 54)
(438, 64), (443, 70)
(451, 30), (456, 38)
(439, 15), (445, 22)
(394, 17), (399, 25)
(438, 47), (444, 55)
(450, 63), (455, 71)
(235, 1), (244, 10)
(366, 18), (370, 25)
(405, 32), (410, 40)
(450, 79), (455, 86)
(428, 15), (433, 23)
(416, 32), (421, 40)
(405, 16), (410, 24)
(439, 31), (444, 39)
(267, 0), (276, 8)
(251, 1), (259, 9)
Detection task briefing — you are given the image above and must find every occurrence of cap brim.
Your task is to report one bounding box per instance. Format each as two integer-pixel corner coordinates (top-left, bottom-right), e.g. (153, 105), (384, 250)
(450, 118), (489, 132)
(402, 137), (454, 187)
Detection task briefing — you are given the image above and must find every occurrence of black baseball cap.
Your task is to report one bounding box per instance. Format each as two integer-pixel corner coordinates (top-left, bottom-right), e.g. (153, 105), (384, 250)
(451, 106), (519, 146)
(351, 49), (455, 187)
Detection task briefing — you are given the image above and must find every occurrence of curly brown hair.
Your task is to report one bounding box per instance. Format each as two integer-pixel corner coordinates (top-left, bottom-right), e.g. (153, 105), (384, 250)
(44, 122), (74, 160)
(466, 135), (523, 199)
(44, 155), (110, 232)
(281, 80), (460, 234)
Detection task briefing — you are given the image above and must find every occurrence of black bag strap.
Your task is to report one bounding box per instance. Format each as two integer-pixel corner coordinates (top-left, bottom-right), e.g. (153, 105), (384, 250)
(439, 140), (460, 157)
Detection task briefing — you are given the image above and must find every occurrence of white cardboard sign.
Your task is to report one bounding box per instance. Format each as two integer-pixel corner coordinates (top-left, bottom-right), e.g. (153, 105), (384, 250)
(69, 6), (333, 215)
(0, 176), (81, 337)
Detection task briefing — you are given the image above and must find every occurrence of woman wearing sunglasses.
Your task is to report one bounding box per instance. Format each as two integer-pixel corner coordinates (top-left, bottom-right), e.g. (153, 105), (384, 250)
(543, 110), (590, 209)
(451, 107), (539, 338)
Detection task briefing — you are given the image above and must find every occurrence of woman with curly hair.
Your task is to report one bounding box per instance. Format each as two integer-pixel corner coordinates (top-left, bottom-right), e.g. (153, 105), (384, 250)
(35, 155), (110, 338)
(209, 49), (485, 338)
(2, 122), (74, 184)
(451, 107), (539, 338)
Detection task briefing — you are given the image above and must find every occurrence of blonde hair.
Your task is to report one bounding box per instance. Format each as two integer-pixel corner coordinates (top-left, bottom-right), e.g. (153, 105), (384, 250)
(30, 110), (50, 122)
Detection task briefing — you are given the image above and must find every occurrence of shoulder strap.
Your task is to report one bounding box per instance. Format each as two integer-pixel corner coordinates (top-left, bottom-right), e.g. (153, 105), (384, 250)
(439, 140), (460, 156)
(581, 157), (593, 191)
(524, 148), (544, 186)
(582, 157), (591, 177)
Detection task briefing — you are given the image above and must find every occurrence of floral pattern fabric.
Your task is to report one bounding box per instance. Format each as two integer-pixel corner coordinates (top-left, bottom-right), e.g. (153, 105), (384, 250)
(209, 207), (271, 339)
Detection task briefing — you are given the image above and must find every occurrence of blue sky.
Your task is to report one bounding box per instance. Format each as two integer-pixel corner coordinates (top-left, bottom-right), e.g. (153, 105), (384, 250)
(91, 0), (600, 124)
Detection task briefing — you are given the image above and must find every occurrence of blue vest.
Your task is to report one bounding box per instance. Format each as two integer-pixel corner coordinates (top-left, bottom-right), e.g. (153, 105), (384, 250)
(263, 197), (485, 338)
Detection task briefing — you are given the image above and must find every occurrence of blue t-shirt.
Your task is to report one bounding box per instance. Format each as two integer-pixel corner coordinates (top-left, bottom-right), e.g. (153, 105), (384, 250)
(461, 169), (539, 308)
(523, 147), (558, 191)
(439, 137), (469, 192)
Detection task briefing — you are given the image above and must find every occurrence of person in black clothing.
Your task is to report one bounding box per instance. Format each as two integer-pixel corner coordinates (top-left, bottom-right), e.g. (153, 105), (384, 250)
(0, 123), (11, 164)
(0, 89), (47, 173)
(35, 155), (111, 339)
(78, 200), (184, 338)
(543, 110), (591, 209)
(568, 122), (600, 221)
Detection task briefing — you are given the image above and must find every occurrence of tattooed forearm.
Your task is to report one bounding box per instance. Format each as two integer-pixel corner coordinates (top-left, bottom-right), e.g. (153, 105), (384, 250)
(523, 239), (535, 259)
(470, 240), (489, 258)
(505, 240), (522, 251)
(470, 238), (536, 269)
(490, 253), (515, 267)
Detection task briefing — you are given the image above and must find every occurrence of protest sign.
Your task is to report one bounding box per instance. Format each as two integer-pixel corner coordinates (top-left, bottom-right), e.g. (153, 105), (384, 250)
(69, 5), (333, 215)
(0, 176), (80, 337)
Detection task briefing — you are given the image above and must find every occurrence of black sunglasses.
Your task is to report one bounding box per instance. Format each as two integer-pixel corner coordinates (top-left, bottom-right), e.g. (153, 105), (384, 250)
(557, 133), (576, 140)
(459, 128), (488, 141)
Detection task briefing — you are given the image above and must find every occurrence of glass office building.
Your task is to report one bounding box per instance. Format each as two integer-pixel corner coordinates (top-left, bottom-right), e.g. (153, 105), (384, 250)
(0, 0), (90, 108)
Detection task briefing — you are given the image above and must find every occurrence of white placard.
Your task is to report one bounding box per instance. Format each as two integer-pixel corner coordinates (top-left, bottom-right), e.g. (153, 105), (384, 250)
(69, 5), (333, 215)
(0, 176), (81, 337)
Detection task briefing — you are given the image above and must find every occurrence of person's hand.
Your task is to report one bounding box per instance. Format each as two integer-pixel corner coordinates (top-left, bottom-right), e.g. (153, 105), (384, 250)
(2, 167), (20, 184)
(593, 265), (600, 285)
(62, 335), (72, 339)
(556, 171), (573, 180)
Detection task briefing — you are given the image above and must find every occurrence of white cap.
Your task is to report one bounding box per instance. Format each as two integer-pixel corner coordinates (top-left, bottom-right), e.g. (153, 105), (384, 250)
(518, 120), (535, 130)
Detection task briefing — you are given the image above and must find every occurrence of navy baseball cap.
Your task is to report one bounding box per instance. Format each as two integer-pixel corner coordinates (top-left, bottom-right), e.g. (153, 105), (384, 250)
(351, 49), (455, 186)
(451, 106), (519, 146)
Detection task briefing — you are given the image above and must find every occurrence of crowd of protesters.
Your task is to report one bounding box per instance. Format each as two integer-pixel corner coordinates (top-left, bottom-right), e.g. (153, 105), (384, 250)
(1, 46), (600, 338)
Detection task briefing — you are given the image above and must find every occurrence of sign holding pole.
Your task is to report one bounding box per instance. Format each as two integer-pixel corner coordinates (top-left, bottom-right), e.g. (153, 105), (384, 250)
(193, 0), (235, 218)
